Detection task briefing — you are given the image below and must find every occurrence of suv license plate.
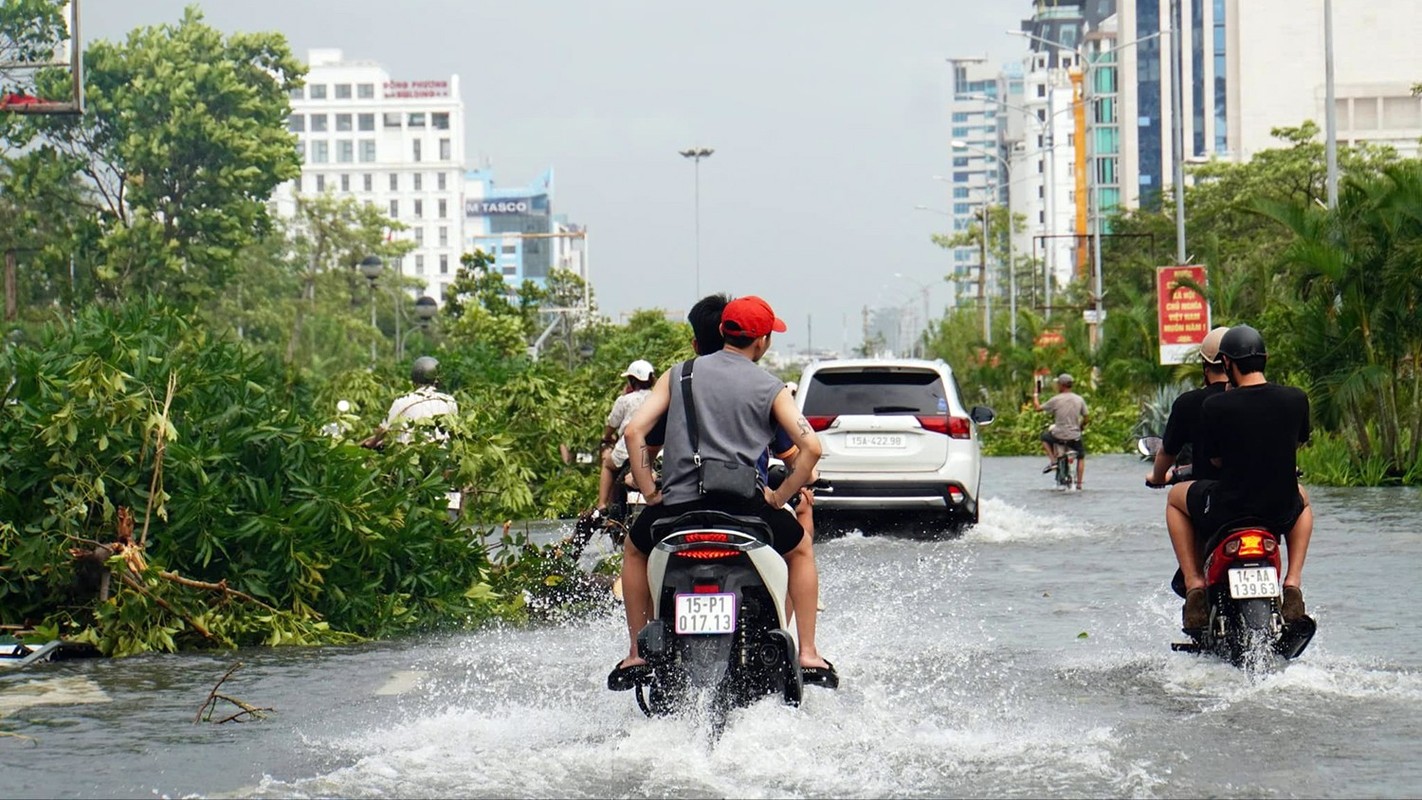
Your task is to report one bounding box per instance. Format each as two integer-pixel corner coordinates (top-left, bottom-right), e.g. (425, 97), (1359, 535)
(1227, 566), (1279, 599)
(846, 433), (906, 449)
(674, 593), (737, 635)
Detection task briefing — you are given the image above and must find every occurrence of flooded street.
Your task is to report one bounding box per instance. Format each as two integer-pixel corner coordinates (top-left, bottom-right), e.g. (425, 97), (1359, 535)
(3, 454), (1420, 798)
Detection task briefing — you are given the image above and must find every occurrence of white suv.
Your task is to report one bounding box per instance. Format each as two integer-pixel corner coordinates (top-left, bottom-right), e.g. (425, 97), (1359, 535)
(795, 358), (995, 533)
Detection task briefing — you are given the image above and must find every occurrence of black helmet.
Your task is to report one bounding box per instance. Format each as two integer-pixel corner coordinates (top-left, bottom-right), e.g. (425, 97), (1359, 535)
(1218, 324), (1267, 360)
(410, 356), (440, 386)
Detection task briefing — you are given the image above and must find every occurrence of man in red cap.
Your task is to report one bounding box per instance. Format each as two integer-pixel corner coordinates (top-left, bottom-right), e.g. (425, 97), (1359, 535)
(608, 295), (838, 690)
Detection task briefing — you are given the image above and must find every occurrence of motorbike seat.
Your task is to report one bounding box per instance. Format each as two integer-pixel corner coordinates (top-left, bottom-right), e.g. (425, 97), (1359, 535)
(649, 509), (775, 547)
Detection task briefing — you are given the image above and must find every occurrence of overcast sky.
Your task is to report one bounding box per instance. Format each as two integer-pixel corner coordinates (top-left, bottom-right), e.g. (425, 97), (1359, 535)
(87, 1), (1027, 355)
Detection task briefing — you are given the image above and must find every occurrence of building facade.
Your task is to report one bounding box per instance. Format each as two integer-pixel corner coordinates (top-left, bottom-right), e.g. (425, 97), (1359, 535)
(462, 167), (586, 293)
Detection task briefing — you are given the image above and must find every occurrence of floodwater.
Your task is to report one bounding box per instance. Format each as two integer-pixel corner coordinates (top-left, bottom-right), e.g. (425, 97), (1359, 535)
(2, 455), (1420, 798)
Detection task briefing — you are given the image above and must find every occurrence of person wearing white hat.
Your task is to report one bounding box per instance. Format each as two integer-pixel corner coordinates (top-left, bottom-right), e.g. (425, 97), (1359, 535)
(596, 360), (657, 512)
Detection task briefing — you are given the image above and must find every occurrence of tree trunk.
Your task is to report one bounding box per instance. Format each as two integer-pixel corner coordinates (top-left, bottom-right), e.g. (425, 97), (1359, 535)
(4, 249), (16, 322)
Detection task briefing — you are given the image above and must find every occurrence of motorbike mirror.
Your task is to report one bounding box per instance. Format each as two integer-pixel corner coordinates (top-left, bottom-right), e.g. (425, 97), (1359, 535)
(1137, 436), (1163, 458)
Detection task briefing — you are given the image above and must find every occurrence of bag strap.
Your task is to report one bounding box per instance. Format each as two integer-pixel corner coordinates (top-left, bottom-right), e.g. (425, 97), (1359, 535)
(679, 358), (700, 464)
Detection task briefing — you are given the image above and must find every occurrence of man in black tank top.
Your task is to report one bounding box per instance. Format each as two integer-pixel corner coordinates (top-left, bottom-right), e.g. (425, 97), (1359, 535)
(1162, 325), (1314, 629)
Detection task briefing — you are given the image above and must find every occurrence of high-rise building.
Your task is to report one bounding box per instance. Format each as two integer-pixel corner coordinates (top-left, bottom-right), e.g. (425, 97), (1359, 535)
(275, 49), (467, 301)
(463, 167), (586, 291)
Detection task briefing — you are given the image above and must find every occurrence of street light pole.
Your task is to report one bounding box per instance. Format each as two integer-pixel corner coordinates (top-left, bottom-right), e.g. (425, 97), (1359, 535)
(1324, 0), (1339, 209)
(359, 255), (383, 366)
(945, 145), (1014, 346)
(894, 272), (933, 358)
(679, 147), (714, 298)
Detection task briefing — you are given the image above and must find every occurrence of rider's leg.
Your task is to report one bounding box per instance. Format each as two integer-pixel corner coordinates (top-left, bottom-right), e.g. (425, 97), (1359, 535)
(1283, 487), (1313, 589)
(597, 449), (617, 510)
(619, 536), (651, 666)
(1167, 482), (1205, 590)
(783, 534), (828, 669)
(1075, 447), (1085, 488)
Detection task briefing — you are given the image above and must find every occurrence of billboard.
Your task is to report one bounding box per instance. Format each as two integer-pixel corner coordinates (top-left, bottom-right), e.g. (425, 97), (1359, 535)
(1156, 265), (1210, 365)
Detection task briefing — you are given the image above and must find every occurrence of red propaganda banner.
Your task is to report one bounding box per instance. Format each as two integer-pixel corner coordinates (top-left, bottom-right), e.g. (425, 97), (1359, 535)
(1156, 265), (1210, 365)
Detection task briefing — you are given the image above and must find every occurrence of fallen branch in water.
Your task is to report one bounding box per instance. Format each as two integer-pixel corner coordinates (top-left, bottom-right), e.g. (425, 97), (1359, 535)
(194, 662), (274, 724)
(117, 570), (215, 642)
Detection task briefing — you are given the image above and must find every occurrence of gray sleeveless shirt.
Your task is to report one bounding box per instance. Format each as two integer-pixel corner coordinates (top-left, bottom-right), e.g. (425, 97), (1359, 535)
(661, 350), (786, 506)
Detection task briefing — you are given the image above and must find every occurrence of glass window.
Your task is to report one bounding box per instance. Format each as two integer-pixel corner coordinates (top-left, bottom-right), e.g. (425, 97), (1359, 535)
(951, 112), (969, 122)
(309, 114), (328, 132)
(953, 203), (972, 215)
(309, 84), (327, 100)
(357, 113), (375, 131)
(437, 172), (447, 190)
(337, 140), (353, 163)
(414, 227), (424, 244)
(953, 187), (969, 199)
(362, 173), (373, 192)
(439, 138), (451, 160)
(951, 126), (969, 137)
(315, 174), (326, 191)
(336, 113), (352, 132)
(432, 112), (450, 130)
(340, 174), (350, 192)
(383, 112), (402, 128)
(288, 115), (305, 132)
(413, 173), (423, 191)
(335, 84), (352, 99)
(295, 141), (305, 162)
(389, 173), (398, 191)
(413, 140), (422, 162)
(289, 86), (304, 100)
(357, 83), (375, 99)
(358, 139), (375, 162)
(415, 254), (424, 275)
(439, 226), (448, 247)
(952, 157), (969, 167)
(311, 140), (329, 163)
(414, 199), (423, 218)
(389, 199), (398, 217)
(439, 254), (449, 275)
(438, 199), (447, 218)
(408, 112), (426, 128)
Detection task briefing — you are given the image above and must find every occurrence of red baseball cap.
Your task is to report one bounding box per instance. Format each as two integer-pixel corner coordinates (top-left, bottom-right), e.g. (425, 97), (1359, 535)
(720, 295), (788, 339)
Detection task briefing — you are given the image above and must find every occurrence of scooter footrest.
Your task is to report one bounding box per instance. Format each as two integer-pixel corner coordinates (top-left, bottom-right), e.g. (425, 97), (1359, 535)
(1170, 641), (1202, 653)
(1274, 614), (1317, 660)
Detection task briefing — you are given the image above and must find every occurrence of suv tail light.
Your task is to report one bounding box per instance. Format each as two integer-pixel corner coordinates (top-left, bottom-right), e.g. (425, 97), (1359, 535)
(805, 415), (837, 431)
(916, 415), (972, 439)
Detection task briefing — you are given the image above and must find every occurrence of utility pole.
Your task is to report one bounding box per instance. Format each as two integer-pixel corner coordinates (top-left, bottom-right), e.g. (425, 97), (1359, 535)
(1170, 0), (1187, 263)
(678, 147), (714, 298)
(1324, 0), (1339, 209)
(3, 250), (16, 322)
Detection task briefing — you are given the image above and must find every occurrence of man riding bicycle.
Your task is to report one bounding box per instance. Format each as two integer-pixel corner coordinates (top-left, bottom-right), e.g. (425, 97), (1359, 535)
(1033, 372), (1089, 489)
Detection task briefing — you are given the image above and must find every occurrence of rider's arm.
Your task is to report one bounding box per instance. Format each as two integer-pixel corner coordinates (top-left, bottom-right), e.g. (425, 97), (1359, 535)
(764, 388), (822, 508)
(624, 371), (672, 504)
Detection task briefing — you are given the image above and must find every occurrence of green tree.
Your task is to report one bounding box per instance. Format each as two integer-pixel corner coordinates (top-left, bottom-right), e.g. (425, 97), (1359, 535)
(5, 6), (303, 304)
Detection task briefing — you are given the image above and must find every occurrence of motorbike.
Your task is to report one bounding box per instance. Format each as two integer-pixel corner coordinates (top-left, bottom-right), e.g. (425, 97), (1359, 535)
(1139, 436), (1316, 668)
(625, 468), (830, 725)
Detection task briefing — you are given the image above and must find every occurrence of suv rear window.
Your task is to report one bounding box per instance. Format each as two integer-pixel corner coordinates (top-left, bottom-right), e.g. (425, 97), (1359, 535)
(802, 370), (950, 416)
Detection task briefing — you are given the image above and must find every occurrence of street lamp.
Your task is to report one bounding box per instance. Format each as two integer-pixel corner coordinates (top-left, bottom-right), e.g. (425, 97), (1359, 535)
(678, 146), (714, 299)
(359, 255), (383, 365)
(945, 141), (1017, 346)
(1009, 27), (1166, 350)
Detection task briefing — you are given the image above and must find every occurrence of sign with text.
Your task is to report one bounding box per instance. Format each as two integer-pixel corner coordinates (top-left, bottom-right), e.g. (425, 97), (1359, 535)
(464, 195), (549, 217)
(383, 80), (450, 99)
(1156, 265), (1210, 364)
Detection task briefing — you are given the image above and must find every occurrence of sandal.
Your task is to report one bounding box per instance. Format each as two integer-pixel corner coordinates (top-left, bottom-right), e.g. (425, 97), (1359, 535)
(800, 659), (839, 690)
(606, 660), (650, 691)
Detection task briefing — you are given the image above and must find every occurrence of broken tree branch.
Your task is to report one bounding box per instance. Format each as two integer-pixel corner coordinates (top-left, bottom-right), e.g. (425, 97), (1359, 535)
(159, 571), (278, 612)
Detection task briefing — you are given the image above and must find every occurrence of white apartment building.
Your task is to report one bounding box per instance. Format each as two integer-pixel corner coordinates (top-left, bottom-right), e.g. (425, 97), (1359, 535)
(275, 49), (467, 301)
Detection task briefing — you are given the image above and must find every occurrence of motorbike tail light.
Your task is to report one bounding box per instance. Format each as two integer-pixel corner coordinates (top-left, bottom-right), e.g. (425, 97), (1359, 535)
(693, 584), (722, 593)
(683, 532), (729, 543)
(1224, 539), (1240, 556)
(1263, 539), (1277, 553)
(679, 548), (737, 560)
(1238, 534), (1266, 557)
(805, 415), (837, 431)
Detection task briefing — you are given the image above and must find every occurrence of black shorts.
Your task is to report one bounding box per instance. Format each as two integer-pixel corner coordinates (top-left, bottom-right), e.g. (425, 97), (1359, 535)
(1185, 479), (1304, 546)
(629, 497), (806, 556)
(1040, 431), (1084, 458)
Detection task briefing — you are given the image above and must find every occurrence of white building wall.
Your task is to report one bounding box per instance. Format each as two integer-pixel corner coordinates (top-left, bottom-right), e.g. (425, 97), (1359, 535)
(274, 49), (467, 302)
(1230, 0), (1422, 159)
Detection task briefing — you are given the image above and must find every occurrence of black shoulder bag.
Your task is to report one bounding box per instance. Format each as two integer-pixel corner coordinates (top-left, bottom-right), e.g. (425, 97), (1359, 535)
(680, 358), (761, 500)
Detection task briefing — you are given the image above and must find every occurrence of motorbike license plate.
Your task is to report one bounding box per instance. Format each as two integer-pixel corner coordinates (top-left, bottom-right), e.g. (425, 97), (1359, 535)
(674, 593), (737, 635)
(847, 433), (905, 449)
(1228, 566), (1280, 599)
